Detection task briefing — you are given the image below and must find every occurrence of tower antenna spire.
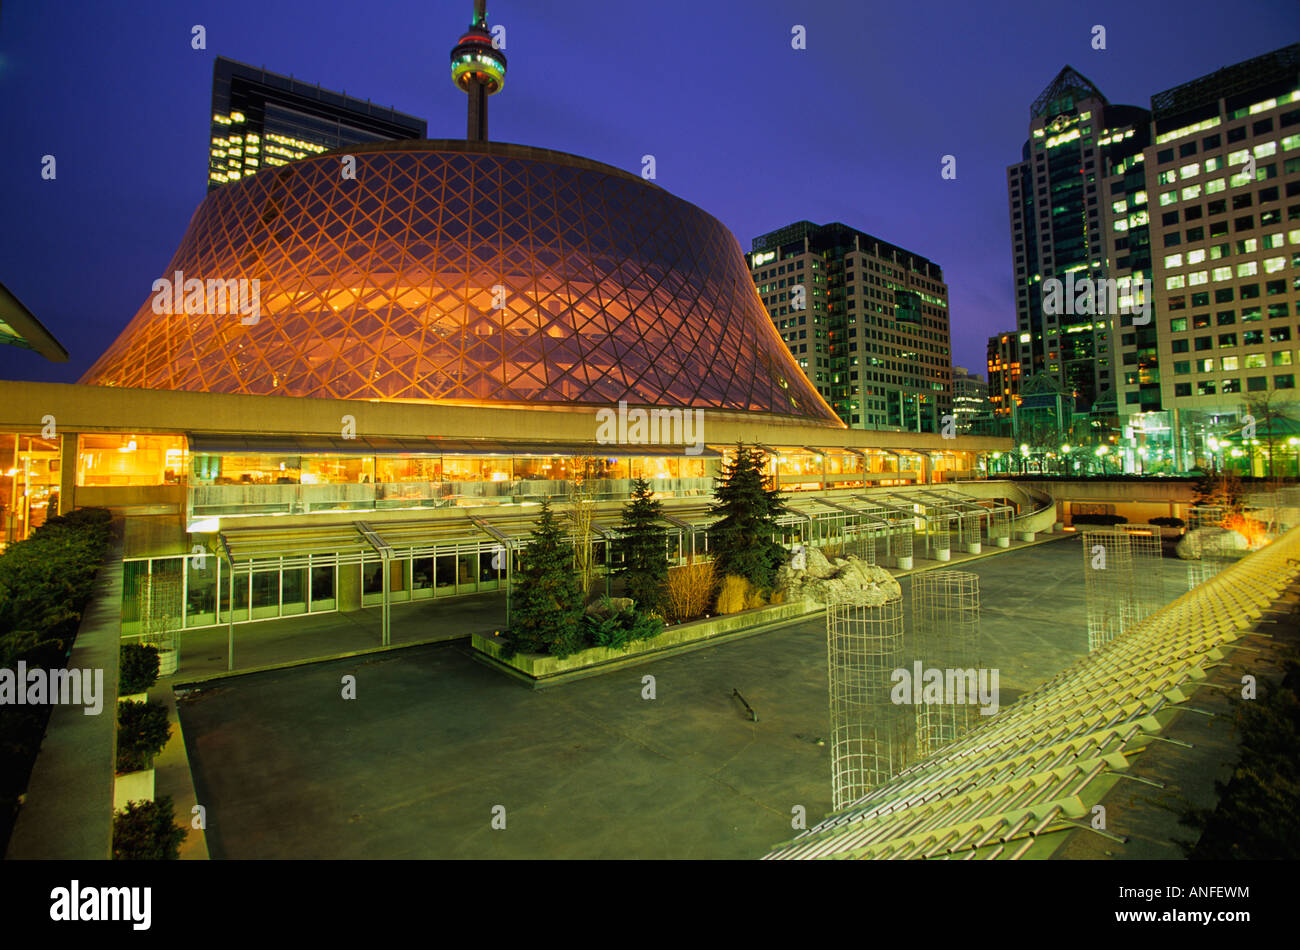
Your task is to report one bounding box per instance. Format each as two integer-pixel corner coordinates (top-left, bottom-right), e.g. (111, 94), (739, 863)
(450, 1), (507, 142)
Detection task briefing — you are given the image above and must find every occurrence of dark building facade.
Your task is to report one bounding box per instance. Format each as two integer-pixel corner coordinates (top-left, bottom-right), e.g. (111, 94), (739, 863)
(1006, 67), (1149, 416)
(208, 57), (427, 191)
(747, 222), (951, 432)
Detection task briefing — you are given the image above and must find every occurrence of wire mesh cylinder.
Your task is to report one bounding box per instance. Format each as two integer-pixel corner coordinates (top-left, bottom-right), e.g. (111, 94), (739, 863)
(827, 595), (908, 812)
(909, 570), (981, 757)
(891, 518), (914, 563)
(1081, 529), (1138, 651)
(958, 512), (980, 549)
(1186, 528), (1232, 590)
(988, 508), (1012, 545)
(1127, 529), (1165, 621)
(845, 524), (878, 566)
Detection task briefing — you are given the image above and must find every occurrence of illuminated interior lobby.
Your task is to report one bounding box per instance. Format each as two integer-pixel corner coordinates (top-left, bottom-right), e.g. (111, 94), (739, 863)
(0, 2), (1011, 643)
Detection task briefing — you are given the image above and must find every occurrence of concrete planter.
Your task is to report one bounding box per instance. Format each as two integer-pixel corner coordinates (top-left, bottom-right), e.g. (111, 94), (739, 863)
(934, 548), (951, 562)
(113, 768), (155, 812)
(157, 649), (178, 677)
(895, 556), (913, 570)
(965, 542), (982, 555)
(995, 536), (1010, 548)
(473, 600), (817, 683)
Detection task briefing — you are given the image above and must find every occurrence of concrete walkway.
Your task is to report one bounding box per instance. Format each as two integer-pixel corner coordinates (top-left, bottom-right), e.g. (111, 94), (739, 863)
(6, 540), (123, 860)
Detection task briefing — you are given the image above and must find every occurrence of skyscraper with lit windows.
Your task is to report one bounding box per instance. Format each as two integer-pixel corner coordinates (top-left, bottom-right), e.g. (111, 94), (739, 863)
(208, 57), (426, 191)
(747, 222), (951, 432)
(1006, 68), (1149, 416)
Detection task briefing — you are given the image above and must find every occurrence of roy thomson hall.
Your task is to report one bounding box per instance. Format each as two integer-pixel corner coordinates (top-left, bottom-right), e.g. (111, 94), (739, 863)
(0, 120), (1013, 656)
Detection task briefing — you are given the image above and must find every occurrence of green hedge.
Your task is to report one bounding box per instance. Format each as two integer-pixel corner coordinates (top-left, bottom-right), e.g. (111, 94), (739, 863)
(116, 700), (172, 774)
(113, 795), (187, 860)
(1070, 513), (1128, 526)
(119, 644), (160, 695)
(0, 507), (113, 855)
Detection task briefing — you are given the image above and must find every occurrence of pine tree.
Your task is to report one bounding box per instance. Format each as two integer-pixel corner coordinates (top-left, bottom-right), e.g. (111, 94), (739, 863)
(508, 502), (585, 657)
(707, 444), (788, 593)
(615, 478), (669, 614)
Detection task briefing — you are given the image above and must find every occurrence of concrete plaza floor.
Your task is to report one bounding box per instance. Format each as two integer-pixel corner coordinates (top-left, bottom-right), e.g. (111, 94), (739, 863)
(178, 536), (1191, 859)
(172, 530), (1083, 681)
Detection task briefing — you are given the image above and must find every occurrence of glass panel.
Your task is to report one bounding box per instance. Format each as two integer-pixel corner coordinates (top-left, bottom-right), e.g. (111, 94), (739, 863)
(77, 433), (186, 487)
(457, 551), (477, 593)
(282, 566), (307, 616)
(310, 562), (336, 611)
(251, 568), (280, 619)
(185, 555), (219, 627)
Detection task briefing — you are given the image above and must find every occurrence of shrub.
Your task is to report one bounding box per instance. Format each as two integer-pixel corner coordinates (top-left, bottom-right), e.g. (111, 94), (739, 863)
(1070, 513), (1128, 526)
(614, 479), (669, 615)
(707, 444), (788, 594)
(1148, 516), (1186, 528)
(506, 502), (584, 658)
(113, 796), (187, 860)
(628, 611), (663, 642)
(579, 599), (665, 651)
(119, 644), (160, 695)
(116, 700), (172, 774)
(715, 575), (750, 615)
(664, 558), (715, 623)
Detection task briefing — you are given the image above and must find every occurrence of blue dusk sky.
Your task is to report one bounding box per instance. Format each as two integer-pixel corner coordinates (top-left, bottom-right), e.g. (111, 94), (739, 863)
(0, 0), (1296, 382)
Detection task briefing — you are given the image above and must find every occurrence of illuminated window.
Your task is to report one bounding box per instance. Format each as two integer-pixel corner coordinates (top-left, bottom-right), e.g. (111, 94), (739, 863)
(77, 434), (188, 487)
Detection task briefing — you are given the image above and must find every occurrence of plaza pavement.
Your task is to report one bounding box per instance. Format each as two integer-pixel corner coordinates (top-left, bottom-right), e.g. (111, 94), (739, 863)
(178, 537), (1192, 859)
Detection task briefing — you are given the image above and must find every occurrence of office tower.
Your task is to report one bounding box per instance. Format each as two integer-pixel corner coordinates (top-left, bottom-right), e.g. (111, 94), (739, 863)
(1007, 68), (1149, 416)
(986, 332), (1022, 416)
(748, 221), (951, 432)
(1106, 44), (1299, 469)
(952, 367), (990, 432)
(208, 57), (427, 191)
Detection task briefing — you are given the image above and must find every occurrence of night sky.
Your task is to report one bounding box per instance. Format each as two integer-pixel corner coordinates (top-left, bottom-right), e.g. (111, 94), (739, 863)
(1, 0), (1295, 384)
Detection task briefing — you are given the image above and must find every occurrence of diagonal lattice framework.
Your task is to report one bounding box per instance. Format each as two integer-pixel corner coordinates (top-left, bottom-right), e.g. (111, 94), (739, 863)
(827, 595), (910, 812)
(909, 570), (982, 758)
(81, 141), (839, 424)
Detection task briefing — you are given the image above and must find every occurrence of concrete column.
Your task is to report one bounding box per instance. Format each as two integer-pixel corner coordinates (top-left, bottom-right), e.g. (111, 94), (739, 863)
(58, 432), (77, 514)
(338, 562), (361, 612)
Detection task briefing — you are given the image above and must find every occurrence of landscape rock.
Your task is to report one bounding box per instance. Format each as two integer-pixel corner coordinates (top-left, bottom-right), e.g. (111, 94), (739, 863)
(779, 553), (901, 607)
(1175, 527), (1248, 560)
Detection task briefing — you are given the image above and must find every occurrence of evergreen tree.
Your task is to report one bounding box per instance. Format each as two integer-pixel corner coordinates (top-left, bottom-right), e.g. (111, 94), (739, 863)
(615, 478), (669, 613)
(508, 502), (585, 657)
(707, 444), (788, 593)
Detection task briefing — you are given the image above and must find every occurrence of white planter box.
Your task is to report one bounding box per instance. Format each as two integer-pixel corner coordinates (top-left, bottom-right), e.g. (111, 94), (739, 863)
(114, 768), (155, 812)
(157, 649), (178, 677)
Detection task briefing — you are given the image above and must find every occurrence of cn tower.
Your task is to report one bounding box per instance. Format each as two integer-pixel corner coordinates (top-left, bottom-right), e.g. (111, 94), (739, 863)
(449, 1), (507, 142)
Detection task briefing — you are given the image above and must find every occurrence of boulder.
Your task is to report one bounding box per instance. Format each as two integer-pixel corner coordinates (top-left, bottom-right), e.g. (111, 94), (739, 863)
(1176, 527), (1248, 560)
(778, 553), (901, 607)
(585, 597), (635, 616)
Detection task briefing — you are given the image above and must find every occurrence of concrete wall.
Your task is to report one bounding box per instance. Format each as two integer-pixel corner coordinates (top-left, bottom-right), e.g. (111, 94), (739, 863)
(0, 380), (1012, 455)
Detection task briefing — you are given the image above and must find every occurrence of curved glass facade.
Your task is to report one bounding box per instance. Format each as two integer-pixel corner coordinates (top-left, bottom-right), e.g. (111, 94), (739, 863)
(83, 141), (840, 425)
